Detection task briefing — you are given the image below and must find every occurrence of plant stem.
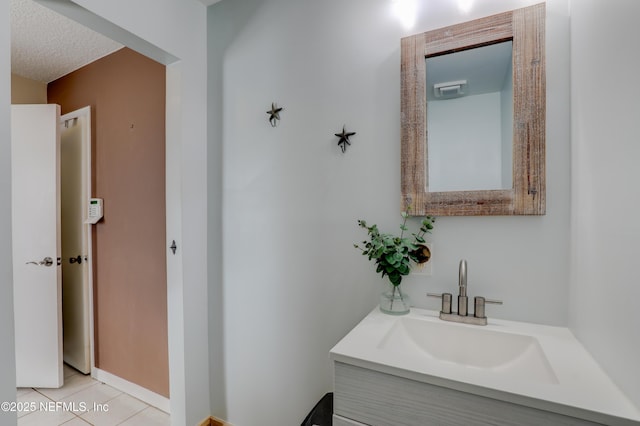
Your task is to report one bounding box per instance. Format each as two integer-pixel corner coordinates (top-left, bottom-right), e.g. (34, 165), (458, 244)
(389, 284), (407, 311)
(400, 213), (409, 239)
(390, 285), (395, 310)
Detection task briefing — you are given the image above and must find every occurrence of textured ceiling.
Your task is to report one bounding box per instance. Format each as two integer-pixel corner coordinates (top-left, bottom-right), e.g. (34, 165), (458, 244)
(10, 0), (123, 83)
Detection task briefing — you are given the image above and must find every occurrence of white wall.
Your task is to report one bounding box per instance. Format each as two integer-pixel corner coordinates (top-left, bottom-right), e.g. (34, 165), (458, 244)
(569, 0), (640, 409)
(2, 0), (215, 424)
(428, 92), (504, 191)
(209, 0), (570, 424)
(0, 3), (18, 425)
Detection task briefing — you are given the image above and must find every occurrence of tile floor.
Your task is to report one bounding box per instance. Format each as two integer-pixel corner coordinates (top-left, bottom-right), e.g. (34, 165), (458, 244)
(16, 364), (170, 426)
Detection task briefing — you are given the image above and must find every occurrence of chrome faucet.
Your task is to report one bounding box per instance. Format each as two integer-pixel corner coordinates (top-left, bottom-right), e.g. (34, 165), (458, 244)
(458, 259), (468, 316)
(428, 259), (502, 326)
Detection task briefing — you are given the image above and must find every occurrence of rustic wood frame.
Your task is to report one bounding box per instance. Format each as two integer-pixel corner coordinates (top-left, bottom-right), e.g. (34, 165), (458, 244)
(401, 3), (545, 216)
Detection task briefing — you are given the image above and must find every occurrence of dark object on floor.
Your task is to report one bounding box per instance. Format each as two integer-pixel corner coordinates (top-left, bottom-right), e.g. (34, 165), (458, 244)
(301, 392), (333, 426)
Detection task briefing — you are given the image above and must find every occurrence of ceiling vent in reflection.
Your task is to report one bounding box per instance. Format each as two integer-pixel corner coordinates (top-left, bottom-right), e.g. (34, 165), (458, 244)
(433, 80), (468, 99)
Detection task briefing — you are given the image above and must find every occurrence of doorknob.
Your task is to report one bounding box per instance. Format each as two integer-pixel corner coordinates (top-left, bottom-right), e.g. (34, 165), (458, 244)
(40, 257), (54, 267)
(26, 257), (54, 266)
(69, 255), (83, 264)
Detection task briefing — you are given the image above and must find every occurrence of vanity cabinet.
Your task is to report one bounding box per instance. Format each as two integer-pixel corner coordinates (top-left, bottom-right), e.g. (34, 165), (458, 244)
(330, 307), (639, 425)
(333, 362), (602, 426)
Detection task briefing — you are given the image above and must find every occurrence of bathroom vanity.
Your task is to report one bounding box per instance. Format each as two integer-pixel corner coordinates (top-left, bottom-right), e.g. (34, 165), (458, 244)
(330, 308), (640, 426)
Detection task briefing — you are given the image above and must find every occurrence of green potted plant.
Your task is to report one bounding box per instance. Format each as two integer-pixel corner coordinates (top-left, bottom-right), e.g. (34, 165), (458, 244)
(354, 210), (435, 315)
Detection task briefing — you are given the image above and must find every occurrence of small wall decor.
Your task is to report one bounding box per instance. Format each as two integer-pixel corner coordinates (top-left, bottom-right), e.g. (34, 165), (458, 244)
(335, 125), (356, 153)
(267, 103), (283, 127)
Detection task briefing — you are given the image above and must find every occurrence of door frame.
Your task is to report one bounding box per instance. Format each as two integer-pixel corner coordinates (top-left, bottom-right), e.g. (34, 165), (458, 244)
(60, 106), (93, 374)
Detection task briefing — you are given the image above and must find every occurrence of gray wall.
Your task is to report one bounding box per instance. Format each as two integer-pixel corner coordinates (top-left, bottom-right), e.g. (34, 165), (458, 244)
(569, 0), (640, 409)
(208, 0), (571, 424)
(0, 2), (18, 424)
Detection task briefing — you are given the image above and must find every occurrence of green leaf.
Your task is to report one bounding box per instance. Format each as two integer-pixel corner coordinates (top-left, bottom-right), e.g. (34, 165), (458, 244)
(389, 273), (401, 285)
(355, 212), (435, 284)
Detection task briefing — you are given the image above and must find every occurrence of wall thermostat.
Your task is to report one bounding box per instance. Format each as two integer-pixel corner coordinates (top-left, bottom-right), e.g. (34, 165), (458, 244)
(85, 198), (103, 224)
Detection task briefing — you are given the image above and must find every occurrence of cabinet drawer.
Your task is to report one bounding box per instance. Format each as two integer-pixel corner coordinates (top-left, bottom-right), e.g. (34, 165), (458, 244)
(334, 362), (601, 426)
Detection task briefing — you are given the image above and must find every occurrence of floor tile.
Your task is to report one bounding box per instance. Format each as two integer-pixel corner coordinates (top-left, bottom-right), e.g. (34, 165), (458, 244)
(63, 364), (81, 379)
(59, 382), (122, 414)
(16, 389), (52, 418)
(17, 388), (32, 398)
(79, 393), (147, 426)
(17, 408), (75, 426)
(17, 373), (169, 425)
(118, 406), (170, 426)
(61, 417), (92, 425)
(36, 374), (96, 401)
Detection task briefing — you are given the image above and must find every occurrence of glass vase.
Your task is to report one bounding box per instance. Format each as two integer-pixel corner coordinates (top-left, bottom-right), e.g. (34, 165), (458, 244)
(380, 283), (411, 315)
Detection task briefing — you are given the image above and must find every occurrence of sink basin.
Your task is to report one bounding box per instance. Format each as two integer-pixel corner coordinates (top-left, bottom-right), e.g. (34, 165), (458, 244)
(330, 308), (640, 425)
(377, 317), (558, 384)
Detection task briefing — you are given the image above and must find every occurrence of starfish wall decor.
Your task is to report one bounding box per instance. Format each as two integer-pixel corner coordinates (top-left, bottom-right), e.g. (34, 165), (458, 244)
(335, 125), (356, 153)
(267, 103), (283, 127)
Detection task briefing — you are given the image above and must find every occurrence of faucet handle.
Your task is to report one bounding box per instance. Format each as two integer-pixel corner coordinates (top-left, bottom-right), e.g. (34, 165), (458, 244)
(427, 292), (452, 314)
(474, 296), (503, 319)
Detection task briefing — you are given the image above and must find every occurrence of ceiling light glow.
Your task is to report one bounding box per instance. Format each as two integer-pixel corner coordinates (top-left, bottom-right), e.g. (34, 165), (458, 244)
(457, 0), (474, 14)
(391, 0), (418, 30)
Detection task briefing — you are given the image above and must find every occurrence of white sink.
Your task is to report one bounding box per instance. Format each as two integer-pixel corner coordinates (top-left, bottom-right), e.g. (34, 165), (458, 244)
(330, 307), (640, 425)
(377, 317), (558, 384)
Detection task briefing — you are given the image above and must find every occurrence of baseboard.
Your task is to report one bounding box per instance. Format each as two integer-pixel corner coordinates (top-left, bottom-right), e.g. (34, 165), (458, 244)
(199, 416), (234, 426)
(92, 367), (170, 413)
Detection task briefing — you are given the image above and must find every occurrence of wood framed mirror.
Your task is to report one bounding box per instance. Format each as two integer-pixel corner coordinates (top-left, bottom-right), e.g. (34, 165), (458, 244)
(401, 3), (545, 216)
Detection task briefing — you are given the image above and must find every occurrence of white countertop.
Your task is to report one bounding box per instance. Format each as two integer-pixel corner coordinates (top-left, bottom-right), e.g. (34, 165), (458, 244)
(330, 307), (640, 426)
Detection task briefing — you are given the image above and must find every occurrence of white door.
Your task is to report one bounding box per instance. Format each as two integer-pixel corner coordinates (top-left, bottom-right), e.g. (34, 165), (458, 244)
(60, 108), (92, 374)
(11, 104), (63, 388)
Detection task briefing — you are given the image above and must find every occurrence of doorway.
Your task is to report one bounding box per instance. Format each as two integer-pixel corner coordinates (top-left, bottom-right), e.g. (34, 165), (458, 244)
(4, 0), (212, 423)
(11, 3), (170, 416)
(11, 102), (170, 425)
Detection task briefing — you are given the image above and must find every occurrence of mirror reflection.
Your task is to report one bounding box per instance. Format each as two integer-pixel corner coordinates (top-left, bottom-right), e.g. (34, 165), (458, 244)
(427, 41), (513, 192)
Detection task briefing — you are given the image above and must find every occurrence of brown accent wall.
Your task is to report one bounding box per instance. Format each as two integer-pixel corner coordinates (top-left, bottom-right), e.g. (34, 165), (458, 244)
(11, 73), (47, 104)
(48, 47), (168, 397)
